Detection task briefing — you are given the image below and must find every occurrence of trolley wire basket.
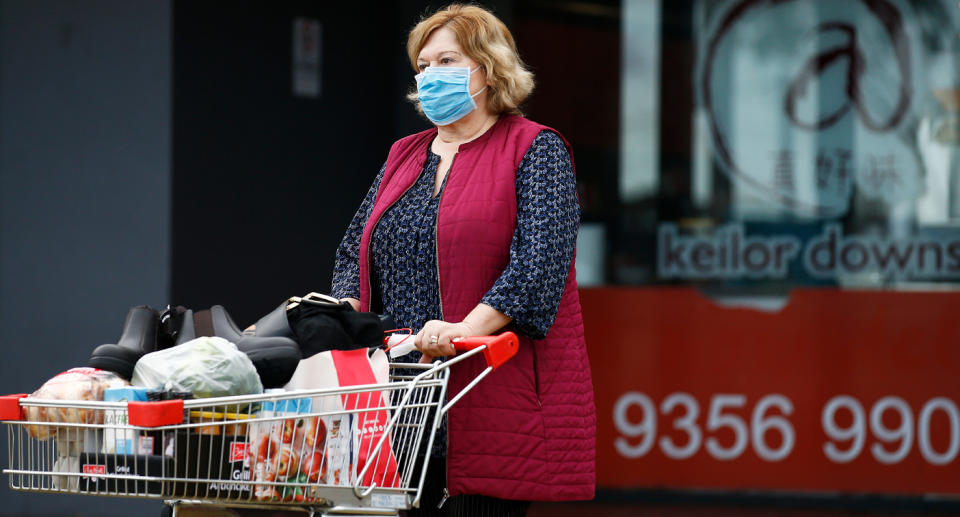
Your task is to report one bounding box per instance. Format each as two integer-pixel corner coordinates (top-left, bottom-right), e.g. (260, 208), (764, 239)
(1, 333), (518, 516)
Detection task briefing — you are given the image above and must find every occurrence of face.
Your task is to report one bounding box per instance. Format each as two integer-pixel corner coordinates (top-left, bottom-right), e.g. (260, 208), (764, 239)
(417, 26), (488, 99)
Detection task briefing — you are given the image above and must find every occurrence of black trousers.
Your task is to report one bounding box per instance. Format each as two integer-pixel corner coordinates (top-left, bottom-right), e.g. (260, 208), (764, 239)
(406, 457), (530, 517)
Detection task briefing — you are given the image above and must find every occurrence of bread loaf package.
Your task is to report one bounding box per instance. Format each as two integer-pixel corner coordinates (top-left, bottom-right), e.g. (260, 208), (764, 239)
(26, 367), (128, 440)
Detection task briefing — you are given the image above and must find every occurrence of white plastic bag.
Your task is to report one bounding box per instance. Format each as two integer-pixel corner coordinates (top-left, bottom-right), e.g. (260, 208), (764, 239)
(131, 336), (263, 398)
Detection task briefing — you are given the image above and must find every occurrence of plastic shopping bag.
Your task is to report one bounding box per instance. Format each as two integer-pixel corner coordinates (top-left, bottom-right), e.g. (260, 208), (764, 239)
(284, 349), (399, 489)
(131, 336), (263, 398)
(27, 367), (128, 440)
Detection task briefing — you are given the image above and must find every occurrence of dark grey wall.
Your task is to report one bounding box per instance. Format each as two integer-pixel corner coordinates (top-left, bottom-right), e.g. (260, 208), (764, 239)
(0, 0), (170, 515)
(170, 2), (398, 325)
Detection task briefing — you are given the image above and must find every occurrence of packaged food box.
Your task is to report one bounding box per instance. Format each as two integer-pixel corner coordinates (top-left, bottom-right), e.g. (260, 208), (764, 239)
(78, 452), (172, 495)
(102, 387), (150, 455)
(169, 422), (252, 499)
(247, 396), (355, 502)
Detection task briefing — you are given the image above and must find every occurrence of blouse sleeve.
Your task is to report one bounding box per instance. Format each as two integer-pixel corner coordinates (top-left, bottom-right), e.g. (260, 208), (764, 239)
(480, 130), (580, 340)
(330, 164), (385, 300)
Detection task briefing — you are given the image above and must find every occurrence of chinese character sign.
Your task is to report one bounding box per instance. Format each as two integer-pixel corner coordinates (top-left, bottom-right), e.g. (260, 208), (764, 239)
(696, 0), (925, 218)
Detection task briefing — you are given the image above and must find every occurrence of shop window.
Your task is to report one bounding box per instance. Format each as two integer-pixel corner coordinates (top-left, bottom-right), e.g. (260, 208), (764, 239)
(521, 0), (960, 292)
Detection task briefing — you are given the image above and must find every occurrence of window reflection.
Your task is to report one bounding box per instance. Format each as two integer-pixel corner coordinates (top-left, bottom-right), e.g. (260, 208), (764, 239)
(605, 0), (960, 290)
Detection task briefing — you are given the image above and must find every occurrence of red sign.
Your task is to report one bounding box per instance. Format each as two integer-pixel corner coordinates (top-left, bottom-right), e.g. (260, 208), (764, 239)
(82, 464), (106, 475)
(581, 287), (960, 495)
(230, 441), (249, 463)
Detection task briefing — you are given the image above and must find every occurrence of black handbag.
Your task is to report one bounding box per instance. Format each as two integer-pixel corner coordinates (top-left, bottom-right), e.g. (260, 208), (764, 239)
(262, 292), (394, 359)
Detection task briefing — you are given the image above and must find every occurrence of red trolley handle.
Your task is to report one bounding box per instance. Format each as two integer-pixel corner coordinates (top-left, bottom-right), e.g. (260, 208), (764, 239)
(451, 332), (519, 370)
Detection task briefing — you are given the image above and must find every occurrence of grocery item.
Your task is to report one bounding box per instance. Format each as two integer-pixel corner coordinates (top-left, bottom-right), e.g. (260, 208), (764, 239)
(247, 396), (354, 502)
(26, 367), (128, 440)
(78, 452), (171, 495)
(52, 456), (80, 490)
(130, 336), (263, 398)
(284, 349), (398, 489)
(101, 387), (150, 454)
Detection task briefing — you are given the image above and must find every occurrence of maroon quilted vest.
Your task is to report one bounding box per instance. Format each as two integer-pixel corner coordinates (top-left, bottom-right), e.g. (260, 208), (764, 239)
(358, 115), (595, 501)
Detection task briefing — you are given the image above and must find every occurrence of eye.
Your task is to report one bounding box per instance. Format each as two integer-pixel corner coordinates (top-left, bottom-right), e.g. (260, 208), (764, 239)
(417, 63), (427, 71)
(440, 57), (455, 65)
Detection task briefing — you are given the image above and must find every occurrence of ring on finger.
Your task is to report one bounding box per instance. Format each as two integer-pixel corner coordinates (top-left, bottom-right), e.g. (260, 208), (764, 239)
(429, 335), (439, 345)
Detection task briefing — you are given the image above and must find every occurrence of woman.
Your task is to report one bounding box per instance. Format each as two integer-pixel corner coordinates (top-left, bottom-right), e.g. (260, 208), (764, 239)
(331, 4), (595, 515)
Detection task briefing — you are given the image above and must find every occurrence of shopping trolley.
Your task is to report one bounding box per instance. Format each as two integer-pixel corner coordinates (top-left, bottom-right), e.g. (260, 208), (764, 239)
(0, 332), (518, 516)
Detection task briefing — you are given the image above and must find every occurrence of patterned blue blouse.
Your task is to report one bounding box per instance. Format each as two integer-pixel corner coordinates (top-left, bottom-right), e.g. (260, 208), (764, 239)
(331, 129), (579, 342)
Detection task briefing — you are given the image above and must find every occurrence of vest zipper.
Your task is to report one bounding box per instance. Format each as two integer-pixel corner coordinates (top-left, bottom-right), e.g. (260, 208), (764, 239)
(437, 487), (450, 509)
(435, 153), (455, 504)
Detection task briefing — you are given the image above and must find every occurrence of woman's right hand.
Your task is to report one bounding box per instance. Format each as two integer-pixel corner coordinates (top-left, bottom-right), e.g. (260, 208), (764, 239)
(340, 297), (361, 311)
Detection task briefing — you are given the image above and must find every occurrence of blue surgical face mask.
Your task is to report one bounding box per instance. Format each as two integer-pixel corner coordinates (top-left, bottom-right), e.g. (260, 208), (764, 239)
(415, 65), (487, 126)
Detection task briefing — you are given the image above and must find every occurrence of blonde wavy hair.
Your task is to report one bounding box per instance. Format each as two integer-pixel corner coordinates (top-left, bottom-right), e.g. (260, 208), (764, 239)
(406, 4), (535, 116)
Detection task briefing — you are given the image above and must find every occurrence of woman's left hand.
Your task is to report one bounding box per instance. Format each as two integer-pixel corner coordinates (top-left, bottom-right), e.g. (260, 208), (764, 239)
(415, 319), (477, 361)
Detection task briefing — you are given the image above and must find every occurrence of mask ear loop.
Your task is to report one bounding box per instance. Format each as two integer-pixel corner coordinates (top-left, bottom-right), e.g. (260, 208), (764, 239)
(467, 64), (487, 99)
